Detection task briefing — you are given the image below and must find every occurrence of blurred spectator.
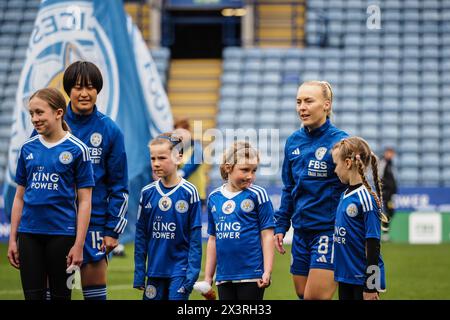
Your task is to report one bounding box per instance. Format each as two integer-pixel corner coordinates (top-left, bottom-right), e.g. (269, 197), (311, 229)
(379, 146), (398, 238)
(173, 118), (207, 207)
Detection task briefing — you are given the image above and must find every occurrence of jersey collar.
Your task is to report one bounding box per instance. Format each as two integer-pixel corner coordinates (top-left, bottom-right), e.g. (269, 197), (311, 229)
(220, 184), (243, 199)
(343, 184), (366, 199)
(66, 102), (98, 124)
(38, 131), (71, 149)
(155, 178), (185, 197)
(303, 118), (331, 138)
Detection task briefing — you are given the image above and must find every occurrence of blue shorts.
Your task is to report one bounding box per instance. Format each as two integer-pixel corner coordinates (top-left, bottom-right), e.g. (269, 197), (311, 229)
(143, 277), (190, 300)
(290, 229), (335, 276)
(83, 228), (107, 265)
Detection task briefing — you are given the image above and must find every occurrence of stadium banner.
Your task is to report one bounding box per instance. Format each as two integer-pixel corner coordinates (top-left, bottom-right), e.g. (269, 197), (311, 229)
(2, 0), (172, 243)
(166, 0), (243, 9)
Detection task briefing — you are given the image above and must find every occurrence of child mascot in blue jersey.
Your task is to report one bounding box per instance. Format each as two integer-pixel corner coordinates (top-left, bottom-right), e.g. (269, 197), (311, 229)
(134, 133), (202, 300)
(8, 88), (94, 300)
(331, 137), (387, 300)
(203, 141), (275, 300)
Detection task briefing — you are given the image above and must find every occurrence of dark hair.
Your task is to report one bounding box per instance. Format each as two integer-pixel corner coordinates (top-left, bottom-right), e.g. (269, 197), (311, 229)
(63, 61), (103, 95)
(29, 88), (70, 132)
(149, 132), (184, 155)
(174, 117), (191, 131)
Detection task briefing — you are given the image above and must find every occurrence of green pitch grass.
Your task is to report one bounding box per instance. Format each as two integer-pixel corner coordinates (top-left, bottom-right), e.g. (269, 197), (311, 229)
(1, 243), (450, 300)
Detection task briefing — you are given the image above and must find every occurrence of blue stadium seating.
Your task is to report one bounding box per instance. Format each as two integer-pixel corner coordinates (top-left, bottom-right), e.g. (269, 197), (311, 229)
(214, 0), (450, 186)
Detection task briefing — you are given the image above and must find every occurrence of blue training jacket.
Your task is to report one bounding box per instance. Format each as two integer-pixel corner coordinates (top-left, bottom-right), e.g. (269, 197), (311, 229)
(65, 103), (129, 238)
(275, 119), (348, 234)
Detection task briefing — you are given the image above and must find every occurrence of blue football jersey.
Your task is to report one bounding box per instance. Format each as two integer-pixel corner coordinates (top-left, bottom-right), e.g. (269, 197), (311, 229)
(65, 104), (128, 238)
(15, 133), (95, 236)
(275, 119), (348, 234)
(134, 179), (202, 282)
(207, 184), (275, 282)
(333, 185), (386, 290)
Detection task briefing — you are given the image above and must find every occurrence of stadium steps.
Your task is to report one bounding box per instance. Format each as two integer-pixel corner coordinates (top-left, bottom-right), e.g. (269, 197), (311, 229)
(255, 1), (305, 47)
(124, 2), (151, 46)
(168, 59), (222, 132)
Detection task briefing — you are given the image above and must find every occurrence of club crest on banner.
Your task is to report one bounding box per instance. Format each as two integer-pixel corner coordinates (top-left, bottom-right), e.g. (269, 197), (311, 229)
(7, 1), (119, 187)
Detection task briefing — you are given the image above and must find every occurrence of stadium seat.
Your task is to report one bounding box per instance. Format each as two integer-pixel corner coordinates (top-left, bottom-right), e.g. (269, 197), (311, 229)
(420, 168), (440, 186)
(399, 140), (420, 153)
(360, 126), (378, 140)
(242, 72), (260, 84)
(420, 139), (441, 153)
(399, 168), (419, 185)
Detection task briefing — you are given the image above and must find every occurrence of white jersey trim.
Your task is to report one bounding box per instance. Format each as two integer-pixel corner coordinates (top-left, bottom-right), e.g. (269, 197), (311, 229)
(155, 178), (185, 197)
(38, 131), (71, 149)
(220, 184), (243, 199)
(68, 135), (90, 162)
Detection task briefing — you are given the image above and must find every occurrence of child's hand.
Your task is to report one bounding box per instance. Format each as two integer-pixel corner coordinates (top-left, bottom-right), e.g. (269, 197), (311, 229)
(7, 241), (20, 269)
(257, 272), (271, 288)
(194, 281), (216, 300)
(274, 233), (286, 254)
(363, 291), (379, 300)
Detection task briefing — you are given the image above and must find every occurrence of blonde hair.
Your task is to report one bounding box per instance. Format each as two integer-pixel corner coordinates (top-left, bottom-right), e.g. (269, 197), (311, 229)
(220, 141), (260, 181)
(301, 80), (333, 117)
(332, 136), (388, 223)
(149, 132), (184, 155)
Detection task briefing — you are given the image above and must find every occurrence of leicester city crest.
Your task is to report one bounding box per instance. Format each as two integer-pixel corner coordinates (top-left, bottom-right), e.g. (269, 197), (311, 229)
(145, 285), (157, 299)
(59, 151), (73, 164)
(90, 133), (102, 147)
(175, 200), (189, 213)
(346, 203), (359, 217)
(240, 199), (255, 213)
(222, 200), (236, 215)
(315, 147), (328, 161)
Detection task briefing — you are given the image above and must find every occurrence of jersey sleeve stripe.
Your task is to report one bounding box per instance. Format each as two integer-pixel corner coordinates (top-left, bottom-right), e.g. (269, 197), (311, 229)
(363, 189), (374, 210)
(23, 135), (39, 145)
(357, 190), (368, 212)
(68, 135), (90, 160)
(181, 185), (194, 204)
(142, 182), (156, 193)
(115, 217), (127, 234)
(137, 203), (143, 220)
(361, 190), (370, 212)
(207, 187), (221, 203)
(68, 136), (89, 161)
(251, 185), (269, 202)
(184, 181), (200, 202)
(249, 187), (263, 205)
(117, 193), (128, 219)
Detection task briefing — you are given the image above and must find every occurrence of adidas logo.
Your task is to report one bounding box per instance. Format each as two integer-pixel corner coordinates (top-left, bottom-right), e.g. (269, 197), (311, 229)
(26, 153), (34, 160)
(211, 205), (216, 213)
(316, 255), (327, 263)
(291, 148), (300, 155)
(145, 202), (152, 209)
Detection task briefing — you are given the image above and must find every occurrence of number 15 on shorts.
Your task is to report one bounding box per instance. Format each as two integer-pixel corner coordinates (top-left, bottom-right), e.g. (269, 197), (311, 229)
(90, 231), (103, 250)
